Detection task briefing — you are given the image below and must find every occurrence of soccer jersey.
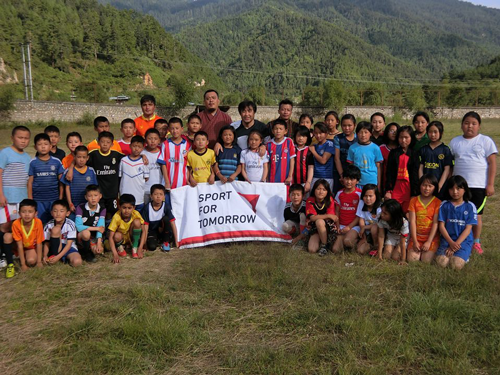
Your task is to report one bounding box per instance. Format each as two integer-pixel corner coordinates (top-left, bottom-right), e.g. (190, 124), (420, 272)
(234, 120), (269, 150)
(334, 133), (357, 172)
(216, 146), (241, 179)
(335, 188), (362, 226)
(50, 148), (66, 161)
(62, 154), (74, 170)
(12, 218), (45, 250)
(118, 140), (131, 156)
(60, 166), (98, 208)
(75, 202), (106, 239)
(356, 201), (381, 226)
(419, 143), (453, 181)
(284, 201), (306, 223)
(87, 149), (123, 200)
(240, 149), (269, 182)
(409, 196), (441, 239)
(267, 137), (296, 183)
(187, 149), (216, 183)
(158, 138), (190, 189)
(293, 146), (311, 185)
(305, 196), (336, 217)
(311, 140), (335, 179)
(134, 114), (162, 137)
(87, 139), (122, 153)
(347, 142), (383, 186)
(0, 147), (31, 203)
(449, 134), (498, 188)
(377, 218), (409, 237)
(119, 156), (149, 205)
(43, 218), (78, 250)
(142, 149), (164, 193)
(140, 201), (175, 233)
(108, 210), (144, 235)
(438, 200), (477, 252)
(29, 156), (65, 201)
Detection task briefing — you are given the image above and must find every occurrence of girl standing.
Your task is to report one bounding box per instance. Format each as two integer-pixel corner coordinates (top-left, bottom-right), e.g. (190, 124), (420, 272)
(240, 130), (269, 183)
(334, 114), (357, 179)
(370, 112), (386, 146)
(293, 126), (312, 189)
(325, 111), (341, 140)
(306, 123), (337, 195)
(214, 126), (242, 183)
(412, 111), (430, 152)
(379, 122), (400, 194)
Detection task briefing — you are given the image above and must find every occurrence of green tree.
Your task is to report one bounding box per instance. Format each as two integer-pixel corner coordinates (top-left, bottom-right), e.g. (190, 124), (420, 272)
(404, 86), (427, 111)
(323, 80), (347, 112)
(168, 75), (195, 109)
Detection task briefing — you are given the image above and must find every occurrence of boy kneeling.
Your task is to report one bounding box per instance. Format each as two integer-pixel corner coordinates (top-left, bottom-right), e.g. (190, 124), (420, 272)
(140, 184), (178, 252)
(108, 194), (147, 263)
(282, 184), (307, 245)
(43, 200), (82, 267)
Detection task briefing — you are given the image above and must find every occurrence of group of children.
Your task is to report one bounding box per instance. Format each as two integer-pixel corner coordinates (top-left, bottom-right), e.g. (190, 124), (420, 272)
(0, 95), (496, 278)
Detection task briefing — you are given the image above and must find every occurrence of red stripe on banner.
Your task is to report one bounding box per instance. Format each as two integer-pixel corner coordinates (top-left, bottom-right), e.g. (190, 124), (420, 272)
(179, 230), (291, 246)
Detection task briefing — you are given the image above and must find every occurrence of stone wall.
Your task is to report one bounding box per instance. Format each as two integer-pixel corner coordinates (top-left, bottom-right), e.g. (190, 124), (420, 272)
(7, 100), (500, 124)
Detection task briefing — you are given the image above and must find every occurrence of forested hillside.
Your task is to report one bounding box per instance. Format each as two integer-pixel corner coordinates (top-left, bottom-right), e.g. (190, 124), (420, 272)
(0, 0), (224, 104)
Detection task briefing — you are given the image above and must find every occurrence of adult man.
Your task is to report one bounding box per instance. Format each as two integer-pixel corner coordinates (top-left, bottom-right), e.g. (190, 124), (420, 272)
(233, 100), (269, 150)
(197, 89), (232, 148)
(134, 95), (163, 137)
(266, 99), (299, 138)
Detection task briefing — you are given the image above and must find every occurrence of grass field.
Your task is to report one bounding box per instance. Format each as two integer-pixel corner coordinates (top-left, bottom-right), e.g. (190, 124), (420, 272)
(0, 118), (499, 374)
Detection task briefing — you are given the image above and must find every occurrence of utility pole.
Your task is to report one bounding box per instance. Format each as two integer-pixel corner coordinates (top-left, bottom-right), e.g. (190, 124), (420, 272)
(26, 42), (34, 101)
(21, 44), (28, 100)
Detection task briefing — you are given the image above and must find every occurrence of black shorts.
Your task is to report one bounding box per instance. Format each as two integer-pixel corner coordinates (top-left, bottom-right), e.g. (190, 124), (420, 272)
(470, 188), (486, 215)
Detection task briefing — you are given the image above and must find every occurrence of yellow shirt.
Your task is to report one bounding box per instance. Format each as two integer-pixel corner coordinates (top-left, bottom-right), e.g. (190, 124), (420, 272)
(108, 210), (144, 236)
(187, 149), (216, 183)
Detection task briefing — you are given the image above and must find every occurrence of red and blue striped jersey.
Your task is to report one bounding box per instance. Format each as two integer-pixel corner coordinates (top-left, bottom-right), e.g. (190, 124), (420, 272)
(267, 137), (296, 183)
(293, 146), (310, 185)
(157, 138), (191, 189)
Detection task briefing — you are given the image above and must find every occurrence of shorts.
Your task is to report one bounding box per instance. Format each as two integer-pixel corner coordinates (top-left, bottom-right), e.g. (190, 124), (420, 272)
(37, 201), (53, 224)
(470, 188), (486, 215)
(385, 232), (407, 247)
(308, 218), (338, 245)
(436, 242), (472, 262)
(339, 224), (360, 233)
(101, 198), (118, 217)
(61, 247), (79, 263)
(0, 203), (20, 224)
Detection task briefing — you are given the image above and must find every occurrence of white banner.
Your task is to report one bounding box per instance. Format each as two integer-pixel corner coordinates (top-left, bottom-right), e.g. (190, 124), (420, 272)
(170, 182), (291, 248)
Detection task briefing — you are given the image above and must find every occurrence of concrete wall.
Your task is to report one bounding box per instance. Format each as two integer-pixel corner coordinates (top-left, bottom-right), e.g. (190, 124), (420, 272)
(7, 100), (500, 124)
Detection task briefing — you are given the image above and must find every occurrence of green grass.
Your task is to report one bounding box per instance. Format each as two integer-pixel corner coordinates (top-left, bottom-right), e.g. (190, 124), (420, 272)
(0, 119), (499, 374)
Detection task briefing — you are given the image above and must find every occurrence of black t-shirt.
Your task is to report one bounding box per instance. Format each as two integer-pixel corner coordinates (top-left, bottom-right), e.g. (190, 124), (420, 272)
(284, 201), (306, 223)
(36, 147), (66, 162)
(87, 149), (123, 199)
(234, 120), (270, 150)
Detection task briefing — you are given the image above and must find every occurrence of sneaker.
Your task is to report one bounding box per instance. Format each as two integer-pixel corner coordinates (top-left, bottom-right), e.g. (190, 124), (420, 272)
(369, 249), (378, 257)
(5, 263), (15, 278)
(117, 245), (127, 257)
(131, 248), (138, 259)
(318, 245), (328, 257)
(0, 258), (7, 269)
(162, 242), (171, 252)
(473, 242), (483, 255)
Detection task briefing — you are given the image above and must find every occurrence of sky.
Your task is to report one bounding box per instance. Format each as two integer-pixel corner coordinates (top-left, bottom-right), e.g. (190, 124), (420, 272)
(465, 0), (500, 8)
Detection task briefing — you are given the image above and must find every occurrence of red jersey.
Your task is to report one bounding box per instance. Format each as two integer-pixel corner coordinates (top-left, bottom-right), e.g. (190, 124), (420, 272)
(157, 138), (191, 189)
(334, 188), (362, 226)
(293, 146), (310, 185)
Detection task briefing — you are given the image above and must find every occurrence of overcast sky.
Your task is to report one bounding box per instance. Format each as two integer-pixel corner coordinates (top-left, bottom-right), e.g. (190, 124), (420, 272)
(465, 0), (500, 8)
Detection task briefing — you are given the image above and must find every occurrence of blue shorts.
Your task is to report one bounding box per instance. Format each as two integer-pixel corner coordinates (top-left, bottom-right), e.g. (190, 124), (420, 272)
(37, 201), (53, 224)
(436, 242), (472, 262)
(61, 247), (79, 263)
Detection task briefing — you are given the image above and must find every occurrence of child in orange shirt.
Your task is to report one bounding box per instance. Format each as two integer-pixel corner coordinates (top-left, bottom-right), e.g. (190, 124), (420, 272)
(61, 132), (83, 170)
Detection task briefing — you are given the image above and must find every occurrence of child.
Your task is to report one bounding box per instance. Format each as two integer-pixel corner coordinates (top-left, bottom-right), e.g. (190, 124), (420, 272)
(436, 176), (477, 270)
(43, 200), (82, 267)
(108, 194), (147, 262)
(370, 112), (385, 146)
(325, 111), (341, 140)
(11, 199), (44, 274)
(87, 116), (123, 152)
(119, 135), (149, 211)
(185, 114), (202, 144)
(449, 112), (497, 254)
(306, 122), (336, 194)
(154, 118), (169, 143)
(356, 184), (382, 256)
(87, 131), (124, 219)
(267, 119), (296, 184)
(332, 165), (362, 253)
(418, 121), (453, 195)
(385, 126), (420, 213)
(412, 111), (430, 152)
(407, 175), (441, 264)
(28, 133), (65, 224)
(44, 125), (66, 161)
(214, 125), (242, 183)
(299, 114), (314, 134)
(117, 118), (136, 156)
(292, 126), (312, 187)
(61, 146), (98, 216)
(240, 130), (269, 183)
(377, 199), (409, 263)
(134, 95), (163, 137)
(140, 184), (178, 252)
(306, 179), (338, 256)
(347, 122), (383, 189)
(142, 129), (164, 205)
(61, 132), (83, 170)
(75, 185), (106, 263)
(0, 126), (31, 278)
(334, 114), (357, 180)
(187, 131), (216, 186)
(159, 117), (191, 190)
(282, 184), (307, 244)
(379, 122), (400, 194)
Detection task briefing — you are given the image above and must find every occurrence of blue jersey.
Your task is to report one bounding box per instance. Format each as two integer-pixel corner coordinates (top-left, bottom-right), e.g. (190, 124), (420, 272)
(334, 133), (357, 172)
(0, 147), (31, 204)
(312, 140), (336, 179)
(267, 138), (296, 183)
(29, 156), (64, 201)
(216, 146), (241, 179)
(347, 142), (383, 186)
(438, 200), (477, 255)
(61, 167), (98, 208)
(419, 143), (453, 182)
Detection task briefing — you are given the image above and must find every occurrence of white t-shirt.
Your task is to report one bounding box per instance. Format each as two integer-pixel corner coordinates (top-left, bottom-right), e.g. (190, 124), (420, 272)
(119, 156), (149, 205)
(141, 149), (164, 193)
(449, 134), (498, 188)
(240, 149), (269, 182)
(356, 201), (382, 230)
(44, 219), (78, 250)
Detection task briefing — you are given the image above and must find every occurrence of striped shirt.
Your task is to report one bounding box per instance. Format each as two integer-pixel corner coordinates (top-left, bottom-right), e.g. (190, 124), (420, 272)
(216, 146), (241, 179)
(43, 218), (78, 250)
(60, 166), (98, 208)
(0, 147), (31, 203)
(267, 137), (296, 183)
(141, 149), (164, 193)
(293, 146), (310, 185)
(158, 138), (190, 189)
(119, 156), (149, 205)
(29, 156), (64, 201)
